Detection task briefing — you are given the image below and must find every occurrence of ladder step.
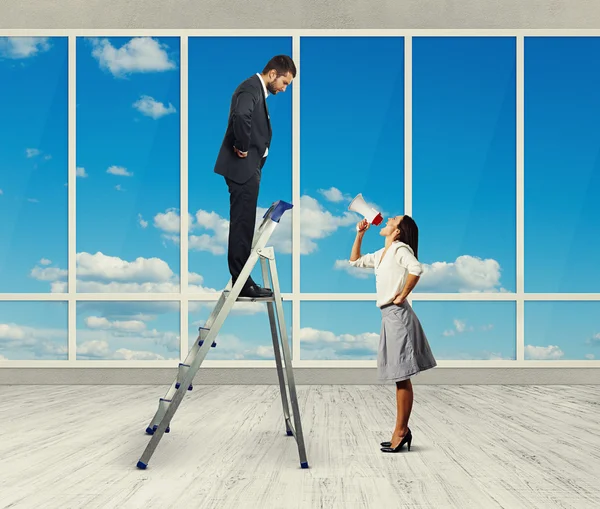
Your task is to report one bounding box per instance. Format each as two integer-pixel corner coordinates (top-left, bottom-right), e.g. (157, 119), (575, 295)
(223, 291), (278, 303)
(198, 327), (217, 348)
(175, 363), (193, 390)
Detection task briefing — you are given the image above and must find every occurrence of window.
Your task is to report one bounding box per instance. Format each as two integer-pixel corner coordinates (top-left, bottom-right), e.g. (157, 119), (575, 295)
(188, 37), (293, 294)
(412, 301), (516, 360)
(525, 302), (599, 361)
(76, 36), (181, 293)
(412, 37), (516, 293)
(0, 301), (67, 360)
(76, 301), (180, 360)
(0, 37), (68, 293)
(524, 37), (600, 293)
(300, 36), (405, 293)
(300, 301), (381, 360)
(189, 300), (292, 360)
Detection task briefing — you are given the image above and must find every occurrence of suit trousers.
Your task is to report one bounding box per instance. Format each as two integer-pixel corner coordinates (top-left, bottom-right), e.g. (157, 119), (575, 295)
(225, 165), (262, 290)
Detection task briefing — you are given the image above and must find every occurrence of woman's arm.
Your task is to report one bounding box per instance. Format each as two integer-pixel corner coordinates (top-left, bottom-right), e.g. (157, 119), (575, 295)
(393, 274), (420, 304)
(349, 220), (376, 268)
(393, 245), (423, 304)
(350, 231), (366, 262)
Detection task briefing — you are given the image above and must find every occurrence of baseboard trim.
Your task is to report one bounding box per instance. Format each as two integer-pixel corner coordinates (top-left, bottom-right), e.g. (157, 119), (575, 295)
(1, 367), (600, 385)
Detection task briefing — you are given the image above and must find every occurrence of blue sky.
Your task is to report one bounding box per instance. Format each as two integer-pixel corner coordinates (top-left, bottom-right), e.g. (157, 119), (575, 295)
(0, 36), (598, 362)
(412, 37), (517, 294)
(76, 36), (182, 293)
(524, 37), (600, 293)
(524, 301), (600, 360)
(0, 37), (68, 293)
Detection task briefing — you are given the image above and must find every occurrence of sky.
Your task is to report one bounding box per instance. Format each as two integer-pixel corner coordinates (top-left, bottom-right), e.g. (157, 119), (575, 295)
(0, 35), (597, 362)
(524, 37), (600, 293)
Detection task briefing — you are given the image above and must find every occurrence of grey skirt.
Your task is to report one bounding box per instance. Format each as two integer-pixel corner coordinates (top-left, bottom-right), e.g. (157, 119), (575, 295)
(378, 301), (437, 383)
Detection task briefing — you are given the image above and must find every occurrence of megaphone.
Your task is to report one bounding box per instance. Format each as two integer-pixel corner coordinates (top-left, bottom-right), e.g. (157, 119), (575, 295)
(348, 193), (383, 226)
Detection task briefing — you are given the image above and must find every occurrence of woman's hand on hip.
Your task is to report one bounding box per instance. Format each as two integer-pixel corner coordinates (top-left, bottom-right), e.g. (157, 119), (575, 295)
(393, 294), (406, 305)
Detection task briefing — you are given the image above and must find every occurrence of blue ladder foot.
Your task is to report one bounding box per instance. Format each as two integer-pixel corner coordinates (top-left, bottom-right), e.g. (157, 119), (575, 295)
(151, 424), (170, 434)
(175, 383), (193, 390)
(136, 461), (147, 470)
(198, 340), (217, 347)
(145, 426), (154, 435)
(301, 461), (309, 469)
(286, 430), (293, 436)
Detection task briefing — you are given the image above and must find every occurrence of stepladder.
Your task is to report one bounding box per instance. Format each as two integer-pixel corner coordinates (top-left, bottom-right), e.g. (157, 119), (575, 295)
(136, 200), (309, 470)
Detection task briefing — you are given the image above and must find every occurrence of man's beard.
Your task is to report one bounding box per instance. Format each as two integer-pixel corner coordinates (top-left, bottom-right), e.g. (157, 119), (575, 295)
(267, 82), (278, 95)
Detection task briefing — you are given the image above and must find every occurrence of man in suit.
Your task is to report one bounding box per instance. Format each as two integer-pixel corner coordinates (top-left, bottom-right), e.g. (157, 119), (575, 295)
(214, 55), (296, 298)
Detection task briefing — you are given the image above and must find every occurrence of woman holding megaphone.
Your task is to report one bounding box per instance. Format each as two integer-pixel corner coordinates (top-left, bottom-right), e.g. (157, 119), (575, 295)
(349, 214), (437, 453)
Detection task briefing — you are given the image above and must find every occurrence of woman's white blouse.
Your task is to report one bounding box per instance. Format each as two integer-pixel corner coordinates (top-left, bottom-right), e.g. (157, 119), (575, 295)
(348, 241), (423, 308)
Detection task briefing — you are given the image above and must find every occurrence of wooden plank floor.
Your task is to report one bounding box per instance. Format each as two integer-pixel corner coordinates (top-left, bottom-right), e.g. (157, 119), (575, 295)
(1, 384), (599, 508)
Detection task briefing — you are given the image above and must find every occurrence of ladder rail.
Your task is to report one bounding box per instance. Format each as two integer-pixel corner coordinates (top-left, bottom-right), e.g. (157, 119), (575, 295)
(267, 249), (309, 467)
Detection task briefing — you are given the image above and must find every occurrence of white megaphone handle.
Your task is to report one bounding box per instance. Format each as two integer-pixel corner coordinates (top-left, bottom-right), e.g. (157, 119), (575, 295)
(348, 193), (383, 226)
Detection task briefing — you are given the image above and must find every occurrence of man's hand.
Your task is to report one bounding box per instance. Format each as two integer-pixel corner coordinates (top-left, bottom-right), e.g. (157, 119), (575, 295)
(233, 146), (248, 158)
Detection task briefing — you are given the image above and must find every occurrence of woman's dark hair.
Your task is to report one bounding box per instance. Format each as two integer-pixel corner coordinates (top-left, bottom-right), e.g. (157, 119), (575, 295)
(395, 215), (419, 259)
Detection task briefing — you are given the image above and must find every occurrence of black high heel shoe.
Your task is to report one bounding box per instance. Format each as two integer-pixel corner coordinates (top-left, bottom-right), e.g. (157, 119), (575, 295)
(380, 427), (410, 447)
(380, 428), (412, 453)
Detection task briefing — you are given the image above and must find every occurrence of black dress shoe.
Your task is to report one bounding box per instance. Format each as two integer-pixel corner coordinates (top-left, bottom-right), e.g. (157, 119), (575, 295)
(239, 284), (273, 298)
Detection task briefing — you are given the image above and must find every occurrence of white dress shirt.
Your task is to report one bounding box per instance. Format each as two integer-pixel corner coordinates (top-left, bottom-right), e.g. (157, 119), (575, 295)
(349, 241), (423, 308)
(256, 73), (269, 158)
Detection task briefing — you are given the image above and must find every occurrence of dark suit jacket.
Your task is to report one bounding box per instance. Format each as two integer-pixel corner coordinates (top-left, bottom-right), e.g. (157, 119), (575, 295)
(214, 74), (272, 185)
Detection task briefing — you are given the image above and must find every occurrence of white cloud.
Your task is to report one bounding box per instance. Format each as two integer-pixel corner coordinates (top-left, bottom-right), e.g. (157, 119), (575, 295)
(298, 195), (358, 254)
(0, 323), (67, 359)
(419, 256), (506, 293)
(586, 354), (595, 360)
(318, 187), (350, 203)
(337, 252), (507, 293)
(76, 167), (88, 178)
(435, 351), (512, 361)
(0, 37), (51, 59)
(0, 354), (7, 361)
(299, 327), (379, 360)
(90, 37), (177, 77)
(84, 316), (146, 332)
(155, 193), (360, 258)
(27, 198), (39, 203)
(40, 258), (52, 265)
(333, 259), (373, 279)
(30, 265), (68, 282)
(0, 189), (3, 195)
(138, 213), (148, 228)
(115, 185), (124, 192)
(77, 252), (173, 283)
(29, 252), (218, 294)
(154, 208), (181, 234)
(442, 319), (493, 337)
(26, 148), (40, 158)
(76, 339), (171, 361)
(133, 95), (177, 119)
(185, 332), (276, 360)
(525, 345), (564, 360)
(74, 305), (181, 360)
(44, 154), (52, 161)
(107, 166), (133, 176)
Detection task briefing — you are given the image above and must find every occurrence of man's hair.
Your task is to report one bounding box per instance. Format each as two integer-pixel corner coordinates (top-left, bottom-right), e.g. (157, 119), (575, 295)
(262, 55), (297, 78)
